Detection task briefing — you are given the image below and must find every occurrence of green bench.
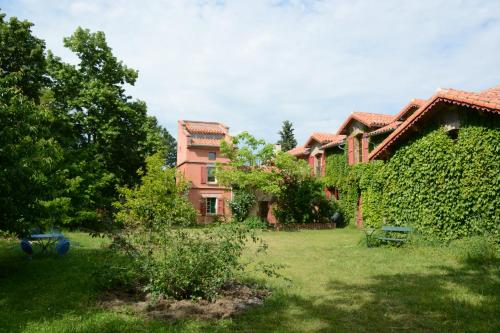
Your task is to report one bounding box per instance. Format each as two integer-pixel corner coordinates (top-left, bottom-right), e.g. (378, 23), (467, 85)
(365, 225), (413, 247)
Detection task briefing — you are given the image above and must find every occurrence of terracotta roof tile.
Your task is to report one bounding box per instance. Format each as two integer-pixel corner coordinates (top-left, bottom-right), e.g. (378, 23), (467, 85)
(337, 112), (394, 135)
(367, 121), (402, 137)
(189, 137), (223, 146)
(321, 135), (347, 149)
(183, 120), (228, 135)
(370, 86), (500, 160)
(393, 99), (426, 121)
(305, 133), (345, 147)
(288, 145), (309, 156)
(310, 132), (344, 144)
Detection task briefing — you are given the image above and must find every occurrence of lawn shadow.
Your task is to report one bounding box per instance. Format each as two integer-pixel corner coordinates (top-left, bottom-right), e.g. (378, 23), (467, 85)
(0, 240), (121, 332)
(1, 238), (498, 333)
(201, 259), (500, 333)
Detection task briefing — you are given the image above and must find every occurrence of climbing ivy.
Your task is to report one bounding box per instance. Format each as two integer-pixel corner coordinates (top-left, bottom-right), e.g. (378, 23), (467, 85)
(323, 149), (358, 226)
(380, 114), (500, 240)
(324, 113), (500, 240)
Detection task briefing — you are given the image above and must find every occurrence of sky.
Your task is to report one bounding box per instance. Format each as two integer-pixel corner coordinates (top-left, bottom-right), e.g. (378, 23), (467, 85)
(2, 0), (499, 144)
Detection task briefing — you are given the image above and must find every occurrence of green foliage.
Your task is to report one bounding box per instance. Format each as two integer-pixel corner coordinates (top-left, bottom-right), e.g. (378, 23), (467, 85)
(325, 115), (500, 240)
(45, 27), (176, 229)
(380, 117), (500, 240)
(114, 152), (197, 228)
(113, 153), (276, 300)
(451, 235), (499, 266)
(277, 120), (297, 152)
(242, 216), (269, 229)
(274, 176), (336, 224)
(0, 10), (177, 234)
(229, 190), (256, 222)
(217, 132), (280, 193)
(0, 83), (70, 235)
(0, 12), (47, 101)
(143, 225), (258, 300)
(324, 150), (359, 226)
(219, 132), (332, 224)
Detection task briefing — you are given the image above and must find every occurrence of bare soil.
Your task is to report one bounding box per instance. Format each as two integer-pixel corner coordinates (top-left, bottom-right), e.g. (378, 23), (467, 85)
(100, 282), (271, 320)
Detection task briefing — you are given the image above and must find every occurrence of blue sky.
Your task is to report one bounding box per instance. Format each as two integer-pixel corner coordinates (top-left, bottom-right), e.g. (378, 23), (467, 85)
(2, 0), (499, 144)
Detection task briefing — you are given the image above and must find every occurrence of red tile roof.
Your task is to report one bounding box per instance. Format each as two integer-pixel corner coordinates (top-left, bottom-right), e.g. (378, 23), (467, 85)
(288, 145), (309, 156)
(189, 137), (223, 146)
(366, 121), (402, 137)
(321, 135), (347, 149)
(305, 133), (345, 147)
(337, 112), (394, 135)
(370, 86), (500, 160)
(393, 99), (426, 121)
(184, 120), (228, 135)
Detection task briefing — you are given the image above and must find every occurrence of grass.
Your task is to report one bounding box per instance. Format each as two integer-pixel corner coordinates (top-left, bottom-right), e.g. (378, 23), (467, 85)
(0, 228), (498, 332)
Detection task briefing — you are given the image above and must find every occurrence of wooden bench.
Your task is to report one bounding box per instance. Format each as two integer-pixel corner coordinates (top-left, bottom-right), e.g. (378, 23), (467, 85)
(365, 225), (413, 247)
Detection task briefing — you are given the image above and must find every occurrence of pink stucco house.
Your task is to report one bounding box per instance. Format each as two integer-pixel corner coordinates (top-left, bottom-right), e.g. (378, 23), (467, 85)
(176, 120), (232, 223)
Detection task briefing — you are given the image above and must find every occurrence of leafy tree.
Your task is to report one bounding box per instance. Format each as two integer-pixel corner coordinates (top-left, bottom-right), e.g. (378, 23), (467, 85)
(46, 27), (174, 228)
(0, 86), (69, 235)
(218, 132), (333, 224)
(277, 120), (297, 152)
(0, 12), (72, 235)
(0, 12), (47, 101)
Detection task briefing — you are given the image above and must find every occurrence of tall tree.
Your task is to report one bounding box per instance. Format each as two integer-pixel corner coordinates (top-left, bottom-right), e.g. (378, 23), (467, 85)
(0, 12), (47, 102)
(0, 12), (69, 235)
(46, 27), (174, 228)
(277, 120), (297, 152)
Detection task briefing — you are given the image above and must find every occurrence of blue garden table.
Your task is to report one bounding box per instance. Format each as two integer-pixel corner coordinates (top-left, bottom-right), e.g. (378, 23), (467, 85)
(29, 233), (65, 253)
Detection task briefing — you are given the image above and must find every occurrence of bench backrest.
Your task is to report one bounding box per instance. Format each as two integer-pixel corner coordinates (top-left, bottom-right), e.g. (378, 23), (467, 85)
(381, 226), (413, 233)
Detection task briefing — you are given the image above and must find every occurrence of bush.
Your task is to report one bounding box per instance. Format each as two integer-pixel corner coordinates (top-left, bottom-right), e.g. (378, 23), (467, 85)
(229, 189), (256, 222)
(113, 153), (278, 300)
(274, 176), (335, 224)
(145, 225), (253, 300)
(242, 216), (268, 229)
(114, 153), (197, 228)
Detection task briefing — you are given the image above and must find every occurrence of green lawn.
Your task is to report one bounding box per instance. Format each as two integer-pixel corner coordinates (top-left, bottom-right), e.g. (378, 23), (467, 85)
(0, 229), (498, 332)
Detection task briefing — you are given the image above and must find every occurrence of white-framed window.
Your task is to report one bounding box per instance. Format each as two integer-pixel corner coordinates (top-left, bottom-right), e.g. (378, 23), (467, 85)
(208, 152), (216, 160)
(206, 197), (217, 215)
(207, 166), (216, 183)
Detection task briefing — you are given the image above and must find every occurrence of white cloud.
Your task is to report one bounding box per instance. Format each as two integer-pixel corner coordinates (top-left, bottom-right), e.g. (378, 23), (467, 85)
(3, 0), (500, 143)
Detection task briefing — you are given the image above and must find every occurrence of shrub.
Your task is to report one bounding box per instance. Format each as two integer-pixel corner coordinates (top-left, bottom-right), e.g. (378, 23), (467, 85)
(113, 152), (277, 300)
(144, 225), (254, 300)
(274, 176), (335, 224)
(229, 189), (256, 222)
(242, 216), (268, 229)
(114, 153), (197, 228)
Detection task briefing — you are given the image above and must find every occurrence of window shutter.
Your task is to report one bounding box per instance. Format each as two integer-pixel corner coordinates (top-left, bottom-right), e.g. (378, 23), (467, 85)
(200, 165), (207, 184)
(321, 153), (326, 176)
(217, 198), (224, 215)
(347, 137), (354, 165)
(199, 199), (206, 216)
(361, 136), (369, 163)
(308, 155), (314, 175)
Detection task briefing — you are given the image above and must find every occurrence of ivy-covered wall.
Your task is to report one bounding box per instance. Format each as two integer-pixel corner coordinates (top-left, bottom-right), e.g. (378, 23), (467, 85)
(324, 113), (500, 240)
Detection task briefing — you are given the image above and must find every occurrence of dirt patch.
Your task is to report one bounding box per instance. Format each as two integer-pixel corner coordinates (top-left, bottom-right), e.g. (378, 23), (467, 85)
(100, 282), (271, 320)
